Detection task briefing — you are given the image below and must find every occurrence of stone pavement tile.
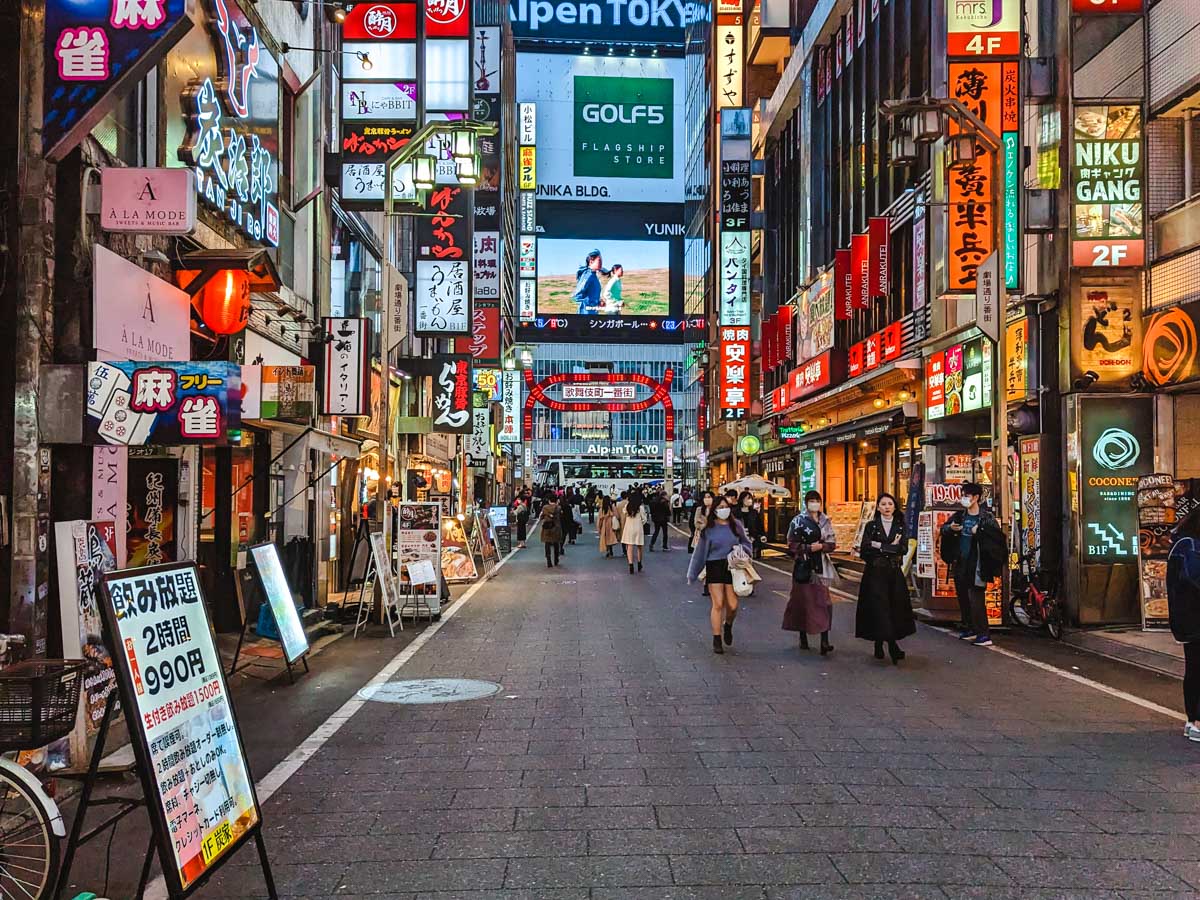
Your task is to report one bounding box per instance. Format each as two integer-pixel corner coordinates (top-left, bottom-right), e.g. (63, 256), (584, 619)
(432, 830), (586, 858)
(263, 812), (379, 838)
(527, 739), (641, 755)
(586, 751), (706, 769)
(521, 767), (648, 787)
(451, 787), (586, 808)
(594, 889), (767, 900)
(1020, 771), (1165, 792)
(1110, 791), (1200, 813)
(716, 783), (856, 805)
(1077, 809), (1200, 834)
(198, 862), (346, 897)
(587, 827), (738, 855)
(699, 751), (823, 768)
(669, 852), (844, 885)
(885, 826), (1061, 857)
(1157, 861), (1200, 890)
(387, 770), (524, 790)
(949, 890), (1120, 899)
(815, 751), (938, 769)
(749, 735), (878, 753)
(587, 785), (718, 805)
(932, 753), (1054, 773)
(992, 857), (1190, 892)
(767, 766), (900, 786)
(656, 803), (803, 828)
(1042, 831), (1200, 860)
(794, 803), (946, 829)
(515, 805), (659, 830)
(467, 754), (586, 771)
(504, 854), (673, 888)
(844, 785), (994, 808)
(335, 858), (503, 892)
(889, 768), (1029, 789)
(226, 833), (437, 865)
(766, 887), (947, 900)
(372, 809), (517, 834)
(413, 892), (587, 900)
(830, 851), (1012, 886)
(1120, 893), (1200, 900)
(978, 788), (1138, 811)
(736, 825), (897, 853)
(645, 765), (774, 785)
(936, 807), (1102, 832)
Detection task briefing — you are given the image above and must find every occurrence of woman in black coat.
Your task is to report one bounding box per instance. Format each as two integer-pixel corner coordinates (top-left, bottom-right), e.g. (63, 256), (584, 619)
(855, 493), (916, 664)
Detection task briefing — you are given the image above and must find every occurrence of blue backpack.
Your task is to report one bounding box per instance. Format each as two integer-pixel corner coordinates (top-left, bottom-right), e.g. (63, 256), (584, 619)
(1167, 536), (1200, 642)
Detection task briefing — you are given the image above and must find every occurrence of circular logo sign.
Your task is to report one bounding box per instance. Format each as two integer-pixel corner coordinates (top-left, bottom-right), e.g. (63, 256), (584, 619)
(361, 5), (399, 37)
(738, 434), (762, 455)
(425, 0), (466, 25)
(1092, 427), (1140, 470)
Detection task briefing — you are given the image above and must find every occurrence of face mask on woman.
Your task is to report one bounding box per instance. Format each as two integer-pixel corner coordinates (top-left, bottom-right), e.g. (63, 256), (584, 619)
(960, 496), (974, 508)
(807, 501), (821, 513)
(716, 507), (731, 520)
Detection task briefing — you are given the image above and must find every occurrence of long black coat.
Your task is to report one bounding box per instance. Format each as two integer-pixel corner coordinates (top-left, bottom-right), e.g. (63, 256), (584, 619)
(855, 516), (916, 642)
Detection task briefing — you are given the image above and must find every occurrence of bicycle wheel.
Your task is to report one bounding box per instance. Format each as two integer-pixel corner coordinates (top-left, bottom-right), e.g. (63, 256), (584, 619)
(1046, 599), (1065, 641)
(0, 767), (58, 899)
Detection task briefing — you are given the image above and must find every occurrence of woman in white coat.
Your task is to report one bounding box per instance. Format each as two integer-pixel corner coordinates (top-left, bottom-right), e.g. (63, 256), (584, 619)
(622, 490), (649, 574)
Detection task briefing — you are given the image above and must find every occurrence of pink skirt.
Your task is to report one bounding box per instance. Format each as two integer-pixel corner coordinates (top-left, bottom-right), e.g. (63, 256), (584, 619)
(782, 581), (833, 634)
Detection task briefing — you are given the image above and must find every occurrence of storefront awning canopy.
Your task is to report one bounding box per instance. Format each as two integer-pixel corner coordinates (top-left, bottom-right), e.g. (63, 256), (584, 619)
(790, 410), (905, 450)
(305, 428), (362, 459)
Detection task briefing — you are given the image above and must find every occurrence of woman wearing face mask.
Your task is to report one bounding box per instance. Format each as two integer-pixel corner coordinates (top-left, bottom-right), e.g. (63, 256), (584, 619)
(688, 496), (753, 653)
(783, 491), (838, 655)
(855, 493), (916, 664)
(690, 491), (714, 555)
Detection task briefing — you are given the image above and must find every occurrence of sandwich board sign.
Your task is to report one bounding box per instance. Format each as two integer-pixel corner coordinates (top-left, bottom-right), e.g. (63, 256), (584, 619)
(98, 562), (275, 897)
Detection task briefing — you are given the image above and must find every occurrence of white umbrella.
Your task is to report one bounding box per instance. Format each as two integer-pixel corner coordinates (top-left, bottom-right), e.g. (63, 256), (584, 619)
(719, 475), (792, 499)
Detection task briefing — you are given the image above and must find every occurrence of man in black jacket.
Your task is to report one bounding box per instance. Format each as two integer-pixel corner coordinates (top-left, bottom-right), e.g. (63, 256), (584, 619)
(648, 491), (671, 551)
(940, 482), (1006, 647)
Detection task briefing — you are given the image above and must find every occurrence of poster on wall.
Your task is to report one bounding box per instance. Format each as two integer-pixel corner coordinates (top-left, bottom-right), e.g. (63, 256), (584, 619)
(441, 516), (479, 582)
(127, 456), (178, 568)
(53, 519), (120, 769)
(1072, 274), (1143, 384)
(1136, 473), (1176, 630)
(1078, 395), (1155, 563)
(915, 512), (936, 579)
(1019, 437), (1042, 568)
(99, 563), (263, 895)
(1143, 298), (1200, 388)
(394, 502), (443, 614)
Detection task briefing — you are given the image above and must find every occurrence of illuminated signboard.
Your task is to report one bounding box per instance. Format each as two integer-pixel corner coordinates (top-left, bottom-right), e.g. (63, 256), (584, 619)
(1006, 317), (1029, 402)
(44, 0), (192, 160)
(1072, 272), (1143, 385)
(1072, 104), (1144, 268)
(797, 275), (835, 362)
(869, 217), (890, 298)
(787, 351), (845, 402)
(947, 0), (1020, 56)
(170, 0), (281, 246)
(961, 338), (992, 412)
(1072, 0), (1143, 11)
(498, 368), (523, 444)
(719, 326), (751, 419)
(519, 236), (537, 277)
(1078, 396), (1154, 562)
(720, 230), (751, 325)
(431, 355), (474, 434)
(926, 338), (990, 420)
(716, 18), (744, 108)
(925, 351), (946, 420)
(847, 322), (902, 377)
(1143, 299), (1200, 388)
(519, 146), (537, 190)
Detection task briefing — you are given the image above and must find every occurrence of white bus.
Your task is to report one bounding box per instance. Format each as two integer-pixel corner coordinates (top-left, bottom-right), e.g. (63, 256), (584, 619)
(540, 458), (665, 497)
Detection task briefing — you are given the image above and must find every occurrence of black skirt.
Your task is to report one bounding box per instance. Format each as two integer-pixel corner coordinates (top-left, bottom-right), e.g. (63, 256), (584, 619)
(855, 558), (916, 642)
(705, 559), (733, 584)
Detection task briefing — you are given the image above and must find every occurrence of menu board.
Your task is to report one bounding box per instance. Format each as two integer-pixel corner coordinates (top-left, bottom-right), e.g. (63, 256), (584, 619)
(395, 502), (442, 614)
(369, 531), (401, 617)
(930, 509), (958, 599)
(915, 511), (936, 579)
(441, 516), (479, 582)
(488, 506), (512, 555)
(99, 563), (262, 894)
(248, 543), (310, 664)
(1137, 473), (1177, 630)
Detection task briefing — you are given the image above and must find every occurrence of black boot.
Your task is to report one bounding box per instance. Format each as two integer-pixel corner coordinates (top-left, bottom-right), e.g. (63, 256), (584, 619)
(888, 641), (905, 664)
(799, 633), (810, 650)
(637, 560), (643, 572)
(629, 562), (635, 574)
(723, 620), (734, 646)
(712, 635), (724, 654)
(820, 632), (834, 656)
(874, 641), (885, 660)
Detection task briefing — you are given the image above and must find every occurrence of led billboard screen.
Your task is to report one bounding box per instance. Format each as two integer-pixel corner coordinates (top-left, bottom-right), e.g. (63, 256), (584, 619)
(536, 238), (670, 317)
(516, 54), (685, 204)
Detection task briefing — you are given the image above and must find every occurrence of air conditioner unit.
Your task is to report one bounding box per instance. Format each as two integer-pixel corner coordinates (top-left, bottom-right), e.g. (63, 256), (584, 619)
(1027, 190), (1057, 232)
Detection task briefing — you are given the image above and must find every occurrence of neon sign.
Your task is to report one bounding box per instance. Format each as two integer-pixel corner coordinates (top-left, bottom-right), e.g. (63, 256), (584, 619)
(177, 0), (280, 246)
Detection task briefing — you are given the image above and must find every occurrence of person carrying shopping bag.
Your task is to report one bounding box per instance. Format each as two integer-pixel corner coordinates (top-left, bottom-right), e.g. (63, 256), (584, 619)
(687, 496), (753, 654)
(782, 490), (838, 655)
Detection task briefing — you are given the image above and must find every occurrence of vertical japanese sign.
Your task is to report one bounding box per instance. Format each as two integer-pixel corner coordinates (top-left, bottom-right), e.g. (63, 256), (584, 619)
(913, 203), (927, 310)
(498, 369), (523, 444)
(99, 563), (262, 895)
(456, 303), (501, 362)
(127, 457), (179, 568)
(719, 326), (751, 419)
(851, 233), (870, 310)
(946, 59), (1019, 292)
(44, 0), (192, 160)
(719, 231), (751, 325)
(835, 247), (853, 319)
(720, 160), (752, 230)
(716, 17), (743, 108)
(322, 318), (371, 416)
(431, 355), (474, 434)
(925, 351), (946, 420)
(1071, 104), (1144, 268)
(1005, 317), (1029, 401)
(519, 102), (538, 322)
(416, 261), (470, 334)
(473, 231), (500, 298)
(465, 407), (491, 466)
(868, 217), (890, 298)
(976, 251), (1001, 343)
(173, 0), (281, 245)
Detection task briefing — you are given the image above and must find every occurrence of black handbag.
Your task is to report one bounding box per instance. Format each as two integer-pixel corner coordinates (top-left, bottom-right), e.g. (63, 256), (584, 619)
(792, 554), (814, 584)
(791, 517), (820, 584)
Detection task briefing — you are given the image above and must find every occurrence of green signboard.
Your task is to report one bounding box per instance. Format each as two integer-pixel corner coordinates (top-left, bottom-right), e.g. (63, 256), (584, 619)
(800, 449), (819, 497)
(573, 76), (673, 180)
(738, 434), (762, 455)
(1079, 396), (1154, 563)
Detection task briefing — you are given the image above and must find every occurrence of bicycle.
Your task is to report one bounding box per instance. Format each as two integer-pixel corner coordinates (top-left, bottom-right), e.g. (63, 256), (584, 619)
(0, 634), (86, 898)
(1007, 547), (1064, 640)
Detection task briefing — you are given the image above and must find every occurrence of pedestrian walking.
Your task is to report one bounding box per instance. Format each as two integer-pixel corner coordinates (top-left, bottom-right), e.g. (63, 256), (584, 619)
(687, 496), (753, 654)
(598, 495), (619, 558)
(513, 498), (529, 549)
(855, 493), (915, 664)
(622, 490), (648, 574)
(671, 489), (683, 524)
(740, 494), (765, 559)
(540, 497), (562, 567)
(557, 493), (572, 557)
(690, 491), (713, 554)
(649, 491), (671, 551)
(939, 482), (1005, 647)
(586, 485), (597, 526)
(1167, 506), (1200, 742)
(782, 490), (837, 655)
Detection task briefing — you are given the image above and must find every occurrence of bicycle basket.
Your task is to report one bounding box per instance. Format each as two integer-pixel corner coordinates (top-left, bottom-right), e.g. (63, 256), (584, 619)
(0, 660), (86, 752)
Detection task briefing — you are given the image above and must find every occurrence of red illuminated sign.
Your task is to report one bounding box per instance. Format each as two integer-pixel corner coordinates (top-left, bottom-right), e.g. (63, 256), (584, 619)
(925, 351), (946, 419)
(835, 248), (853, 320)
(521, 370), (676, 440)
(1072, 0), (1142, 11)
(342, 3), (417, 39)
(847, 322), (904, 378)
(851, 233), (870, 310)
(720, 326), (752, 419)
(455, 303), (500, 362)
(869, 216), (890, 298)
(787, 351), (846, 402)
(425, 0), (469, 35)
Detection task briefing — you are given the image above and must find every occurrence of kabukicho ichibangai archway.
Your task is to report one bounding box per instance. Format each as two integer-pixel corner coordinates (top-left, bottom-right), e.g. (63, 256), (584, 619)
(522, 369), (675, 443)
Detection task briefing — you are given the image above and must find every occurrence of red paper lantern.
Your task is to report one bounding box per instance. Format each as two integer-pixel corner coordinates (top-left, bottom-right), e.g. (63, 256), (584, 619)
(201, 269), (251, 335)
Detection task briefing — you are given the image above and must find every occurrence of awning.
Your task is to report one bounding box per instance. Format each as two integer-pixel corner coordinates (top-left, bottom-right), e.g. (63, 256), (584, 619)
(791, 410), (906, 450)
(306, 428), (362, 459)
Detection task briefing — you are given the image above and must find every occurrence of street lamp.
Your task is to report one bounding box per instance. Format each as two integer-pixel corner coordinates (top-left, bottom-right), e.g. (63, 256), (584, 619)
(949, 132), (979, 168)
(455, 155), (480, 187)
(412, 153), (436, 191)
(451, 129), (477, 160)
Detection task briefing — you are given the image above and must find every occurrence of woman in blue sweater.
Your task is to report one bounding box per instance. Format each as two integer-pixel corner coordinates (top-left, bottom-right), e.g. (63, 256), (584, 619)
(687, 496), (753, 654)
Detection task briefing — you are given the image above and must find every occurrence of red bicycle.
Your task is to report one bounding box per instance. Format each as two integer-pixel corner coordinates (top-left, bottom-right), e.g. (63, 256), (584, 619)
(1007, 546), (1063, 640)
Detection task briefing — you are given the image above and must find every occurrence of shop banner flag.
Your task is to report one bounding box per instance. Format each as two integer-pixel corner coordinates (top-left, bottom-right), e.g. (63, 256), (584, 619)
(851, 233), (870, 310)
(869, 216), (890, 298)
(835, 248), (853, 320)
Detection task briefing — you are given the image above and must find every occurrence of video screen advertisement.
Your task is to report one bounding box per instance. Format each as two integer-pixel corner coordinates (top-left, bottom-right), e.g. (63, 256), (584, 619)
(521, 201), (703, 343)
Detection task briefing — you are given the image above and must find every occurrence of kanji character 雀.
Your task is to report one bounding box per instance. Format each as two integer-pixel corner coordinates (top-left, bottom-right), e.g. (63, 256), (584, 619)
(56, 28), (109, 81)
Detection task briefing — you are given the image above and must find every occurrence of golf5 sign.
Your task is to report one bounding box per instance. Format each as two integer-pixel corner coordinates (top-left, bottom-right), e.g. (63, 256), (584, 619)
(574, 76), (673, 180)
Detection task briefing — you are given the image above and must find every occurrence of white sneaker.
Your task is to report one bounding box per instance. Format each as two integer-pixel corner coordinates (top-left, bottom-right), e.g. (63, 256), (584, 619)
(1187, 723), (1200, 742)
